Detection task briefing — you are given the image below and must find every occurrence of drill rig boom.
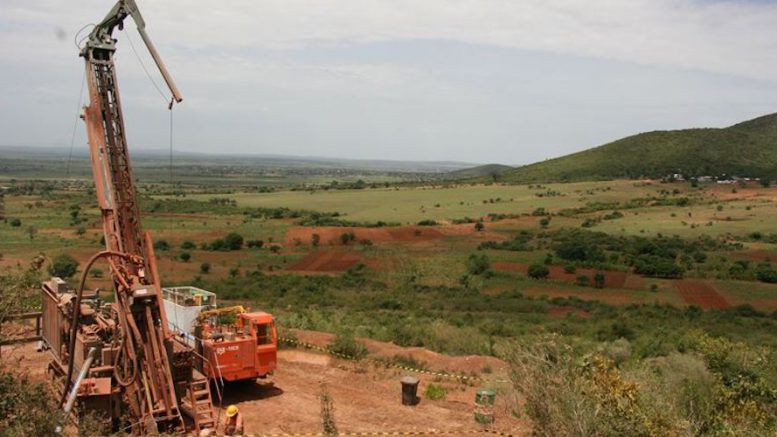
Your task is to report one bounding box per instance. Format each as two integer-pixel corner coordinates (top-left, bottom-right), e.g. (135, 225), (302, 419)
(63, 0), (190, 432)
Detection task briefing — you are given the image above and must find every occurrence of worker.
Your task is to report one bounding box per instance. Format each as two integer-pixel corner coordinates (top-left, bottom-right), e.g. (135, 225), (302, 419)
(223, 404), (244, 435)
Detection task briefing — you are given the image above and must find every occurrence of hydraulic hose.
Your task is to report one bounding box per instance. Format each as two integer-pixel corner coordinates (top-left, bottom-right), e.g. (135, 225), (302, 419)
(59, 250), (130, 406)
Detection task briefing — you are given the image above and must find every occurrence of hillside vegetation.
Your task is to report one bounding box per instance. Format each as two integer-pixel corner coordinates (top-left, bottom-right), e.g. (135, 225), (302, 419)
(447, 163), (513, 179)
(502, 113), (777, 183)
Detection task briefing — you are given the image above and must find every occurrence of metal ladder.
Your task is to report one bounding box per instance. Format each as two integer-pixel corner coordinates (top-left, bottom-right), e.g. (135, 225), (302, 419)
(182, 375), (217, 432)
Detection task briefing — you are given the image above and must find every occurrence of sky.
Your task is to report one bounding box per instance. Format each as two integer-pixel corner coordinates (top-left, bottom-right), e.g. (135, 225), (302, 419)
(1, 0), (776, 165)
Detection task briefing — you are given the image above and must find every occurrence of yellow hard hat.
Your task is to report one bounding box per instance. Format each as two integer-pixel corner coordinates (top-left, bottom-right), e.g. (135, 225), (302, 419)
(226, 405), (239, 417)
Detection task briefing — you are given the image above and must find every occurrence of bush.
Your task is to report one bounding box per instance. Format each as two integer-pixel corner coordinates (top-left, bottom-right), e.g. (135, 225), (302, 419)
(528, 263), (549, 279)
(200, 262), (211, 274)
(181, 240), (196, 250)
(467, 253), (491, 276)
(340, 232), (355, 245)
(0, 370), (59, 436)
(576, 275), (590, 286)
(424, 383), (447, 400)
(330, 330), (368, 359)
(179, 252), (191, 262)
(224, 232), (244, 250)
(474, 221), (485, 232)
(593, 272), (606, 289)
(755, 263), (777, 283)
(153, 239), (170, 251)
(247, 239), (264, 249)
(9, 218), (21, 227)
(311, 234), (320, 246)
(417, 219), (438, 226)
(48, 253), (79, 278)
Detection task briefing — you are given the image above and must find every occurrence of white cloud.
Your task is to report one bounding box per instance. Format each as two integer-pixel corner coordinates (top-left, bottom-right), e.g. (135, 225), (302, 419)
(2, 0), (776, 81)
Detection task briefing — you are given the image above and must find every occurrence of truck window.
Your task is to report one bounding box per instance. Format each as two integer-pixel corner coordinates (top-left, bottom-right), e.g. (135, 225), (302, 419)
(255, 322), (272, 345)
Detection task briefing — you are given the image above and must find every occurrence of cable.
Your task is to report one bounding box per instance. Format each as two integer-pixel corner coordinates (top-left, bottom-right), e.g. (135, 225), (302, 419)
(59, 250), (132, 406)
(66, 71), (87, 179)
(73, 23), (95, 51)
(123, 27), (169, 104)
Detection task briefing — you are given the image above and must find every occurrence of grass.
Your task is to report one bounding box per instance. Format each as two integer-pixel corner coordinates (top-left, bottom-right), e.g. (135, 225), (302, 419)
(499, 112), (777, 183)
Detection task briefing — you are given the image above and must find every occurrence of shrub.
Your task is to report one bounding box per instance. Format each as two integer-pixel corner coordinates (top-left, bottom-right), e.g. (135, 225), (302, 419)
(593, 272), (606, 288)
(467, 253), (491, 276)
(576, 275), (590, 286)
(424, 383), (447, 400)
(528, 263), (549, 279)
(564, 264), (576, 274)
(330, 330), (368, 359)
(89, 268), (103, 278)
(756, 263), (777, 283)
(417, 219), (438, 226)
(179, 252), (191, 262)
(9, 218), (21, 227)
(247, 239), (264, 249)
(224, 232), (244, 250)
(311, 233), (321, 246)
(474, 221), (485, 232)
(48, 254), (79, 278)
(153, 239), (170, 251)
(340, 232), (355, 245)
(180, 240), (196, 250)
(539, 217), (551, 228)
(200, 262), (211, 274)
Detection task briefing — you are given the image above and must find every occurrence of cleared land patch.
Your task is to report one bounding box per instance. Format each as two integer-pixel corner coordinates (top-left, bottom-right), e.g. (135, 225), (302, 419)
(674, 280), (729, 310)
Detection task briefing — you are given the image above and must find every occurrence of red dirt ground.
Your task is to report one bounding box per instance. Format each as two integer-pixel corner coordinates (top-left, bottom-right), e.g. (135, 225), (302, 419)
(521, 286), (672, 306)
(288, 250), (363, 272)
(674, 280), (730, 310)
(286, 226), (445, 246)
(1, 334), (527, 435)
(492, 262), (630, 289)
(293, 330), (508, 376)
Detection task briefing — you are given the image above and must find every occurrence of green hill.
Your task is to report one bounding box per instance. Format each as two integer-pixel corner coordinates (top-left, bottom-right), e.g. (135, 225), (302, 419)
(448, 163), (513, 179)
(501, 113), (777, 183)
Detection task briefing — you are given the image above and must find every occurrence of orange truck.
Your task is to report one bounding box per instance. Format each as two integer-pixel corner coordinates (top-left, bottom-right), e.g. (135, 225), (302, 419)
(196, 306), (278, 382)
(162, 287), (277, 384)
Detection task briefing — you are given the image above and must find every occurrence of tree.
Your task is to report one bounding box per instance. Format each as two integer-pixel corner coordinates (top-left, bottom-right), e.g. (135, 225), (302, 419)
(528, 263), (549, 279)
(224, 232), (244, 250)
(339, 232), (355, 245)
(593, 272), (606, 289)
(200, 262), (211, 274)
(467, 253), (491, 275)
(49, 254), (79, 278)
(181, 240), (196, 250)
(153, 239), (170, 251)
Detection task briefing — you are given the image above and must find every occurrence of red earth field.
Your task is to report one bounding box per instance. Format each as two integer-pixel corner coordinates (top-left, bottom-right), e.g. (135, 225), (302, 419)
(674, 280), (730, 310)
(0, 330), (526, 436)
(491, 262), (629, 288)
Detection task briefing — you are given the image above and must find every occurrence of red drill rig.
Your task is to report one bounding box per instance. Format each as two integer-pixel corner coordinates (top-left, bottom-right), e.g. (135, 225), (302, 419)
(40, 1), (215, 433)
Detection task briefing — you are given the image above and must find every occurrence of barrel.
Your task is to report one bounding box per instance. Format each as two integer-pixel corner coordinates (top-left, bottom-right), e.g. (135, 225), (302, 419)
(400, 376), (420, 406)
(475, 389), (496, 406)
(474, 389), (496, 424)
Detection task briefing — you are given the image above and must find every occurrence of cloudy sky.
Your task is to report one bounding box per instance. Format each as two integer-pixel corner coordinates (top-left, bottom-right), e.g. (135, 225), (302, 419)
(1, 0), (776, 164)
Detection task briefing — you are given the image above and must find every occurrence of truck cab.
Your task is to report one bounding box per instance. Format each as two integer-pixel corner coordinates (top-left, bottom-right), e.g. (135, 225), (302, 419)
(201, 311), (277, 382)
